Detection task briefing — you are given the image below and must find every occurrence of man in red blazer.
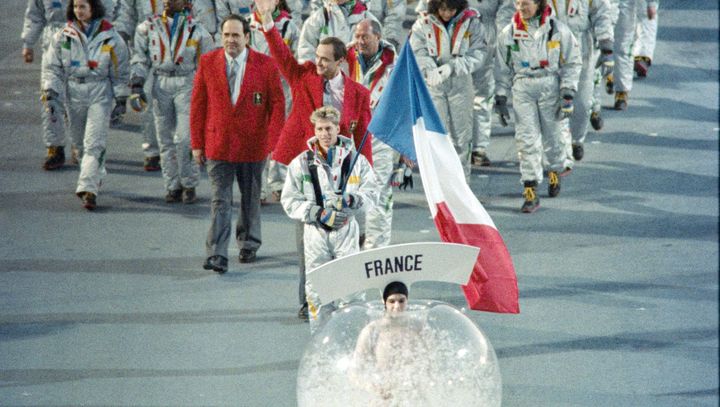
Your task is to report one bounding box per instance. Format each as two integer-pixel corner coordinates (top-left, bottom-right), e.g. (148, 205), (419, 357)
(190, 15), (285, 273)
(254, 0), (374, 166)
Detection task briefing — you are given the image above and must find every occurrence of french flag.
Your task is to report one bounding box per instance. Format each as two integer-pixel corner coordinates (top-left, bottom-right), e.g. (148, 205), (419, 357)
(368, 41), (519, 314)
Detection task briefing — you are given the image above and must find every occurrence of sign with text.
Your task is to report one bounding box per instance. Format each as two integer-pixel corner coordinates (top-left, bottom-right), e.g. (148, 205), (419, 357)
(307, 242), (480, 302)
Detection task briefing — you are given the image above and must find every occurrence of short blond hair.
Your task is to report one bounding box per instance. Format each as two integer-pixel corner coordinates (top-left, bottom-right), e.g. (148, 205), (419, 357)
(310, 105), (341, 126)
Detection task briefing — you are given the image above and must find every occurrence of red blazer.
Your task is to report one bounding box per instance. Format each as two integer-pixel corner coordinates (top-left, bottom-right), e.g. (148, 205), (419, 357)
(190, 48), (285, 163)
(262, 26), (373, 166)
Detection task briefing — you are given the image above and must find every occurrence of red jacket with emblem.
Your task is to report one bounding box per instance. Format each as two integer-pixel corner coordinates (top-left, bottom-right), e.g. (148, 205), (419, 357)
(190, 47), (285, 163)
(262, 25), (373, 166)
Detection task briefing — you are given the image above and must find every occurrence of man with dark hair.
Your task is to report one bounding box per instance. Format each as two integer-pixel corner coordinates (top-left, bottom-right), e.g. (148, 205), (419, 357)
(254, 0), (373, 170)
(114, 0), (216, 170)
(191, 13), (285, 272)
(319, 37), (348, 61)
(352, 281), (430, 403)
(255, 0), (374, 320)
(382, 281), (409, 308)
(221, 13), (252, 34)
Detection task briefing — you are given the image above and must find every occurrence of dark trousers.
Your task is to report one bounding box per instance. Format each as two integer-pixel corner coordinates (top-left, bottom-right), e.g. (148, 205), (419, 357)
(206, 159), (265, 259)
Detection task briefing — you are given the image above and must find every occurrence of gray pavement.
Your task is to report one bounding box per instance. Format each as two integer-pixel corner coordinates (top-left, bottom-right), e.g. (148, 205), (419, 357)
(0, 0), (718, 406)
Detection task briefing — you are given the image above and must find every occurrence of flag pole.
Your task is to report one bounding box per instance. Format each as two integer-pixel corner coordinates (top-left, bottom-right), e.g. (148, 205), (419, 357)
(339, 128), (371, 195)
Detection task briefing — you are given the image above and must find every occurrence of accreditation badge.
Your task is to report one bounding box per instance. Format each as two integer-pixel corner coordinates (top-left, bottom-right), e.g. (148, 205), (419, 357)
(253, 92), (263, 105)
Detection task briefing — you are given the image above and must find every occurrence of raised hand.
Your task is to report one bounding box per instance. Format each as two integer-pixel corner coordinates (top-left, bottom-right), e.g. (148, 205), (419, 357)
(254, 0), (275, 22)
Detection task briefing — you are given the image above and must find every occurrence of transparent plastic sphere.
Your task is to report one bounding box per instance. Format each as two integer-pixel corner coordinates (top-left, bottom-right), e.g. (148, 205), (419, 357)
(297, 300), (502, 407)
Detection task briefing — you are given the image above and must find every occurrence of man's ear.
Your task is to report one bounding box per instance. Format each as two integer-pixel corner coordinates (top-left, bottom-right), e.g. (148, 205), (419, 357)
(338, 58), (349, 75)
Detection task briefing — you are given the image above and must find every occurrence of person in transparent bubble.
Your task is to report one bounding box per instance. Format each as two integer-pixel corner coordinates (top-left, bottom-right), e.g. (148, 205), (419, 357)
(351, 282), (430, 405)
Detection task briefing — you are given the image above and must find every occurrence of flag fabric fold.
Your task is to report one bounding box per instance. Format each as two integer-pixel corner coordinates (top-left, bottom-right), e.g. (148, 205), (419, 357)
(368, 41), (519, 314)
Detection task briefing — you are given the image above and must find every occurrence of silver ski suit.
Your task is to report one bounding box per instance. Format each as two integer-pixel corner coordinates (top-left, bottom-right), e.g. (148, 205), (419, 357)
(410, 8), (487, 179)
(632, 0), (658, 60)
(346, 40), (398, 249)
(416, 0), (502, 157)
(495, 10), (582, 184)
(45, 19), (130, 195)
(281, 135), (379, 327)
(22, 0), (69, 149)
(131, 12), (214, 192)
(612, 0), (642, 93)
(548, 0), (614, 146)
(114, 0), (165, 159)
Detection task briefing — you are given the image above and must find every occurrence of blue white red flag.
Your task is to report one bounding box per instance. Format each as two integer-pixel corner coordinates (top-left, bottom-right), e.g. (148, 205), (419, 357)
(368, 41), (519, 313)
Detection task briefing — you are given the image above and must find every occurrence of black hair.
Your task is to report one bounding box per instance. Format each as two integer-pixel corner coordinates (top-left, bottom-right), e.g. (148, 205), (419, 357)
(319, 37), (347, 61)
(278, 0), (291, 13)
(67, 0), (106, 22)
(383, 281), (409, 303)
(220, 14), (251, 35)
(427, 0), (468, 15)
(535, 0), (548, 17)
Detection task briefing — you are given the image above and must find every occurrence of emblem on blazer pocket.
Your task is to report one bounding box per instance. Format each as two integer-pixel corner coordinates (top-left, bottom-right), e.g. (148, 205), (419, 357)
(253, 92), (263, 105)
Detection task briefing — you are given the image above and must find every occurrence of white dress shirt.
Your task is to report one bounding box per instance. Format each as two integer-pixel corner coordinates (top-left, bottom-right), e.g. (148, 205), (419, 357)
(323, 72), (344, 113)
(226, 48), (248, 105)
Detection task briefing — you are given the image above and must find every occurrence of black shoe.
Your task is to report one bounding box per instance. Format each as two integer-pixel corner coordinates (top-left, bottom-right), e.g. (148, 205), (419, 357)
(298, 302), (309, 322)
(77, 191), (97, 211)
(144, 155), (161, 172)
(239, 249), (256, 263)
(634, 57), (650, 77)
(203, 255), (228, 274)
(521, 182), (539, 213)
(572, 143), (584, 161)
(165, 189), (182, 203)
(548, 171), (560, 197)
(182, 187), (196, 204)
(471, 151), (491, 167)
(590, 111), (603, 131)
(43, 146), (65, 170)
(605, 74), (614, 95)
(614, 92), (628, 111)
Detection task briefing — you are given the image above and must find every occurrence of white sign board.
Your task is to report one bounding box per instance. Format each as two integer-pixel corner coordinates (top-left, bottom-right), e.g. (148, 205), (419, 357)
(307, 242), (480, 302)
